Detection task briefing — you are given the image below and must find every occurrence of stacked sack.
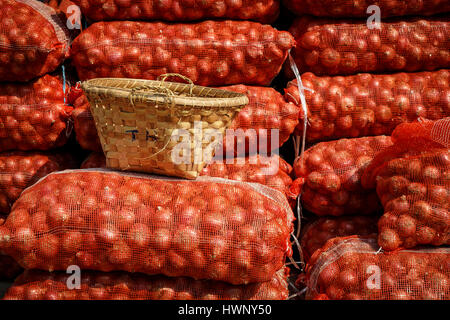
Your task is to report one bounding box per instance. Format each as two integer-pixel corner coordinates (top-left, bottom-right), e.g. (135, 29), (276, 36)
(0, 0), (78, 282)
(283, 0), (450, 299)
(0, 0), (300, 300)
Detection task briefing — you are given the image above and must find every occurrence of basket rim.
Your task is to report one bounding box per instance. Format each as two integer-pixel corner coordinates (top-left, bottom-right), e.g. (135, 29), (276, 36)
(81, 78), (249, 108)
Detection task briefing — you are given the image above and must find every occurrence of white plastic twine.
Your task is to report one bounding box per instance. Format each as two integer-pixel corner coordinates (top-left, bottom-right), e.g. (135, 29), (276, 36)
(288, 51), (313, 241)
(288, 50), (312, 159)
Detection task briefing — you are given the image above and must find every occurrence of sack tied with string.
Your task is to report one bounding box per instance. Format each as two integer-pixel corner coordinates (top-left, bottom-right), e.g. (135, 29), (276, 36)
(70, 20), (295, 86)
(285, 17), (449, 77)
(285, 70), (450, 143)
(283, 0), (450, 18)
(71, 84), (299, 154)
(0, 151), (77, 215)
(3, 268), (289, 300)
(71, 0), (280, 24)
(0, 0), (70, 82)
(305, 236), (449, 300)
(81, 153), (299, 209)
(0, 75), (74, 152)
(362, 118), (450, 251)
(0, 170), (294, 285)
(293, 135), (393, 217)
(300, 216), (378, 263)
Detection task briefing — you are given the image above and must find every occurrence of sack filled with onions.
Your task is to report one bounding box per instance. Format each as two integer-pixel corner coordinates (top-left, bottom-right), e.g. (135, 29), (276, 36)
(362, 118), (450, 251)
(0, 75), (73, 152)
(71, 0), (280, 24)
(305, 236), (449, 300)
(0, 170), (294, 285)
(283, 0), (450, 18)
(300, 216), (378, 263)
(3, 268), (289, 300)
(286, 16), (449, 77)
(70, 89), (102, 152)
(293, 136), (393, 216)
(285, 70), (450, 142)
(81, 153), (299, 209)
(0, 151), (77, 214)
(70, 20), (294, 86)
(0, 0), (70, 82)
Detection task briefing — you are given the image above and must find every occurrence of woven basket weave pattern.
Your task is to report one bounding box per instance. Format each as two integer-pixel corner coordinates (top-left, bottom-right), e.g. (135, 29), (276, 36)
(82, 78), (248, 179)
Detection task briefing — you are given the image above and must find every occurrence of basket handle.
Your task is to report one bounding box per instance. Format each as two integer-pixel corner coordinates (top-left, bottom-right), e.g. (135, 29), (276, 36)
(157, 73), (195, 96)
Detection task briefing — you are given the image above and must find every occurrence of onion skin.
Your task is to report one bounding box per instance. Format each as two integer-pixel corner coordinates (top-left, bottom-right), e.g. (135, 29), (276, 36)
(71, 20), (294, 86)
(305, 236), (449, 300)
(0, 0), (69, 82)
(285, 70), (450, 143)
(286, 17), (449, 77)
(0, 170), (294, 285)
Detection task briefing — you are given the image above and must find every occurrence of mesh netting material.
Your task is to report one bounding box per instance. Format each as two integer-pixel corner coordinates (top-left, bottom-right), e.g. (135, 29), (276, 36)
(283, 0), (450, 18)
(3, 268), (289, 300)
(285, 17), (449, 77)
(285, 70), (450, 142)
(0, 151), (77, 214)
(220, 85), (299, 155)
(0, 170), (294, 285)
(0, 74), (73, 152)
(71, 84), (299, 153)
(362, 118), (450, 251)
(300, 216), (378, 263)
(70, 20), (295, 86)
(71, 0), (280, 24)
(80, 153), (297, 208)
(305, 236), (450, 300)
(70, 91), (102, 152)
(0, 0), (70, 82)
(293, 136), (393, 216)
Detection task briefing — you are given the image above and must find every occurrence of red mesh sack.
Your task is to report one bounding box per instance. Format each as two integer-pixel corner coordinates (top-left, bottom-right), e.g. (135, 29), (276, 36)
(71, 0), (279, 24)
(0, 75), (73, 152)
(283, 0), (450, 18)
(305, 236), (450, 300)
(0, 254), (22, 280)
(0, 151), (77, 214)
(220, 85), (299, 155)
(293, 136), (393, 216)
(301, 216), (378, 263)
(361, 118), (450, 251)
(3, 268), (289, 300)
(80, 153), (298, 208)
(285, 70), (450, 142)
(70, 91), (102, 152)
(0, 0), (70, 82)
(286, 17), (450, 77)
(70, 20), (295, 86)
(0, 170), (294, 285)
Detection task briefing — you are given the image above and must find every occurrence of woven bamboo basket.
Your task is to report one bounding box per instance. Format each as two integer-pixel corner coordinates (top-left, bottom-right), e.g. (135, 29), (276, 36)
(81, 74), (248, 179)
